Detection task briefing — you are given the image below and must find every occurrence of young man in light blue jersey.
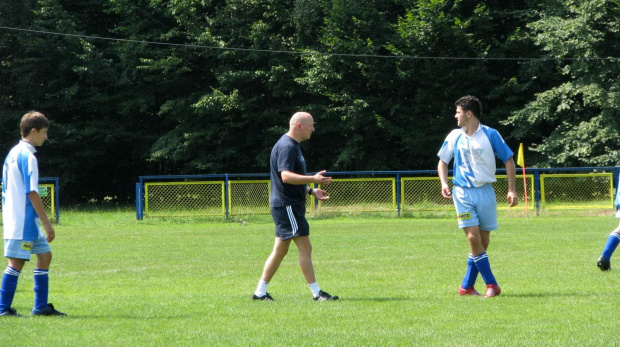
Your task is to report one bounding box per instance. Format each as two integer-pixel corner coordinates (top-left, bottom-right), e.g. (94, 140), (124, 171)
(437, 96), (518, 298)
(0, 111), (66, 316)
(596, 176), (620, 271)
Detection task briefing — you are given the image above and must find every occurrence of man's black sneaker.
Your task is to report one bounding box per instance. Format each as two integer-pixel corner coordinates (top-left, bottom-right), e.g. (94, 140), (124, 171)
(252, 293), (274, 301)
(31, 303), (67, 316)
(598, 256), (611, 271)
(0, 308), (22, 317)
(313, 290), (339, 301)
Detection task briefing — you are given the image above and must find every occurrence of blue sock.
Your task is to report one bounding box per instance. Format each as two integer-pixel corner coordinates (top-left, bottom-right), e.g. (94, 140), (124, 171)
(602, 232), (620, 260)
(461, 254), (479, 289)
(473, 252), (497, 286)
(0, 266), (21, 312)
(33, 269), (49, 310)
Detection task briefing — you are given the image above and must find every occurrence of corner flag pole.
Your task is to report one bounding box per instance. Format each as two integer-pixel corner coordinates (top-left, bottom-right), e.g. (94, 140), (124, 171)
(516, 143), (529, 220)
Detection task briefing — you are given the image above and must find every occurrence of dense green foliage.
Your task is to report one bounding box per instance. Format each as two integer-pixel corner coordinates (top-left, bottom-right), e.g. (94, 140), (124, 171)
(1, 0), (619, 202)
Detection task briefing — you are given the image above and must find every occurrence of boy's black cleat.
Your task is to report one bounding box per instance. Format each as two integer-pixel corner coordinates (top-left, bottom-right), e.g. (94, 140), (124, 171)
(313, 290), (339, 301)
(597, 256), (611, 271)
(31, 303), (67, 316)
(252, 293), (274, 301)
(0, 308), (22, 317)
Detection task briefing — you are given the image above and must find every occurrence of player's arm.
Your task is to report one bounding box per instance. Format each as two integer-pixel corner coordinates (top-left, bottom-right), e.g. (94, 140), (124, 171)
(438, 160), (451, 199)
(28, 191), (55, 242)
(504, 157), (518, 207)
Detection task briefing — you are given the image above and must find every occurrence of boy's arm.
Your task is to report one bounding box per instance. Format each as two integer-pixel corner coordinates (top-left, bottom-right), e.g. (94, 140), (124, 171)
(504, 157), (518, 207)
(27, 191), (55, 242)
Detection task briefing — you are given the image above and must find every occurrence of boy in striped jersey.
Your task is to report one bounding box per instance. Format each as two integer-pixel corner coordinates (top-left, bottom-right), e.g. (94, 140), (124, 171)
(0, 111), (66, 316)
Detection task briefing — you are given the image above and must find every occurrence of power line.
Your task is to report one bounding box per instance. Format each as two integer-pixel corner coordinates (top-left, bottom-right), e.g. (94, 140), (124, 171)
(1, 26), (619, 62)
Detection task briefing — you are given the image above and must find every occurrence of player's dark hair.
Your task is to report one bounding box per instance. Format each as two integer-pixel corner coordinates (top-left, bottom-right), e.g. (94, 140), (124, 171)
(455, 95), (482, 119)
(20, 111), (49, 137)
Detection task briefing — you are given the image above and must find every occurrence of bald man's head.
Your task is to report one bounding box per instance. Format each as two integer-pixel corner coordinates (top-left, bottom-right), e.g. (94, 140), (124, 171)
(287, 112), (315, 142)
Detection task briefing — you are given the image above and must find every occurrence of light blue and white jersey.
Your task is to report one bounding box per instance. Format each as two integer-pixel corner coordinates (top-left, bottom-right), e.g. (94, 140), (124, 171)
(2, 140), (42, 241)
(438, 124), (514, 188)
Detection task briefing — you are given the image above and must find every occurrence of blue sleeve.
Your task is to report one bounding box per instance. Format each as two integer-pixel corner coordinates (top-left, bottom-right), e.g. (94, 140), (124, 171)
(487, 128), (514, 163)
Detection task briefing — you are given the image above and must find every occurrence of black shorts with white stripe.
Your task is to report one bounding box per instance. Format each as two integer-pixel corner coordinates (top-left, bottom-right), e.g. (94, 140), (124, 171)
(271, 204), (310, 241)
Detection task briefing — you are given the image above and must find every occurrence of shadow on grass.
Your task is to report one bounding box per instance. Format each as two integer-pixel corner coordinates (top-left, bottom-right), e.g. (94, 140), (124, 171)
(340, 297), (413, 302)
(503, 292), (606, 298)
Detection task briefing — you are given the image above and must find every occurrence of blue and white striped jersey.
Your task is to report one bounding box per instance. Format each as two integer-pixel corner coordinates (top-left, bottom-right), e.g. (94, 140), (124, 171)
(2, 140), (42, 241)
(438, 124), (514, 188)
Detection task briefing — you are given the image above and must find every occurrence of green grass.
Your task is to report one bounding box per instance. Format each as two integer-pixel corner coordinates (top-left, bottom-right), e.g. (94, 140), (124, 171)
(2, 211), (620, 346)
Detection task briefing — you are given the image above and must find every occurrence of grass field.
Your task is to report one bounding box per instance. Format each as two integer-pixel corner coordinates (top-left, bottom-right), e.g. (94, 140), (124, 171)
(2, 210), (620, 346)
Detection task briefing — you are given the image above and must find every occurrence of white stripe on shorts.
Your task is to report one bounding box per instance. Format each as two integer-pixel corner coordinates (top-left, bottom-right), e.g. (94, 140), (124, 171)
(286, 205), (298, 235)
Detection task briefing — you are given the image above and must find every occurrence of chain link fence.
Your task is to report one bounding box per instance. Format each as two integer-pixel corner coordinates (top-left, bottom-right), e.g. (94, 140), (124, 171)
(314, 178), (396, 213)
(541, 173), (613, 209)
(144, 181), (225, 217)
(228, 180), (270, 216)
(137, 168), (619, 219)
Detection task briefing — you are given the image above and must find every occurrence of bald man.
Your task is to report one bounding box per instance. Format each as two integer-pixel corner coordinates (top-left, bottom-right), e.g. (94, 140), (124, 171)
(252, 112), (339, 301)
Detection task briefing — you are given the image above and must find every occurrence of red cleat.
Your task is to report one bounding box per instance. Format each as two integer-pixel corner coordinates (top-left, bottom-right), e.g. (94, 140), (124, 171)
(484, 284), (501, 298)
(458, 286), (480, 296)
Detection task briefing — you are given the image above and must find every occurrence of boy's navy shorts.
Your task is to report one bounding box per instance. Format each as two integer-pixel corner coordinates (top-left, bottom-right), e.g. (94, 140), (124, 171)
(271, 204), (310, 241)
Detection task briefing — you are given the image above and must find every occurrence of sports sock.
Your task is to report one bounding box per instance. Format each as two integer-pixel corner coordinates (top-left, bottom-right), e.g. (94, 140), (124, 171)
(602, 231), (620, 260)
(461, 254), (479, 289)
(0, 266), (21, 312)
(473, 252), (497, 286)
(308, 282), (321, 297)
(254, 280), (268, 297)
(33, 268), (49, 310)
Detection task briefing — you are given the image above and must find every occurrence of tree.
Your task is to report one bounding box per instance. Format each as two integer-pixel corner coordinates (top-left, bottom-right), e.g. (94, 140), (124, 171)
(503, 0), (620, 166)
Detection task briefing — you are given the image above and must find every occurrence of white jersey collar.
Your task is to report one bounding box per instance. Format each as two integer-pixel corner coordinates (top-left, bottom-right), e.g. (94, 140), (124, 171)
(19, 140), (37, 154)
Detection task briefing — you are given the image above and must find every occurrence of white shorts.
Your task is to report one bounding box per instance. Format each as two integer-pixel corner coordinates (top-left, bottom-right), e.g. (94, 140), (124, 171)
(452, 184), (498, 231)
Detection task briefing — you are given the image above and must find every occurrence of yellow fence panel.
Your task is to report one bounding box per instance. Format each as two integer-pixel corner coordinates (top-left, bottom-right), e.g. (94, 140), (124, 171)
(39, 184), (56, 222)
(229, 180), (270, 215)
(401, 177), (453, 211)
(144, 181), (225, 217)
(314, 178), (396, 213)
(540, 173), (613, 209)
(227, 180), (314, 216)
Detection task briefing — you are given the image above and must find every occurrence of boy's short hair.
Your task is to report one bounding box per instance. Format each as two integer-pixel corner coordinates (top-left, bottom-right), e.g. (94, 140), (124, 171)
(455, 95), (483, 119)
(20, 111), (49, 137)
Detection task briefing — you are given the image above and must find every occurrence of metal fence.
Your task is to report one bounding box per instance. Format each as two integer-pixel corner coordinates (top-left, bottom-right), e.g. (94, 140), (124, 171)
(0, 177), (61, 223)
(136, 167), (620, 219)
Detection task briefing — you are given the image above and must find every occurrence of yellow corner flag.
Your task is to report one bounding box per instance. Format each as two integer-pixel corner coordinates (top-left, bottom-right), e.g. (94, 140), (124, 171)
(516, 143), (525, 167)
(516, 143), (529, 220)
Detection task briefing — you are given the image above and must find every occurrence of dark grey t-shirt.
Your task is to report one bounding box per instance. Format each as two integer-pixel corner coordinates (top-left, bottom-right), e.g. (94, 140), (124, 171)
(269, 134), (307, 207)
